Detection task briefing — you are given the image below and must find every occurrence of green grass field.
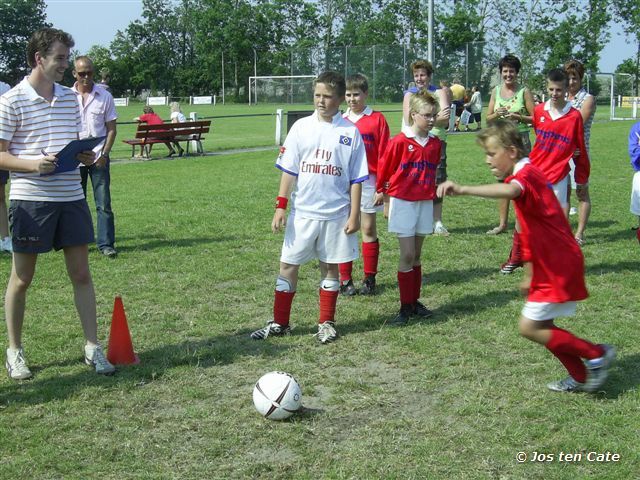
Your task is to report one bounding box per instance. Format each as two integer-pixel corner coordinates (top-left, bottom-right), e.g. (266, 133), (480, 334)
(0, 113), (638, 479)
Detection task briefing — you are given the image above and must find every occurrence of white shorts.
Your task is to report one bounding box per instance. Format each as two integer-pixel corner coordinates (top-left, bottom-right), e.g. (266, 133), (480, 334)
(388, 197), (433, 238)
(280, 212), (359, 265)
(631, 171), (640, 216)
(552, 175), (569, 208)
(569, 159), (577, 189)
(361, 174), (382, 214)
(522, 301), (577, 321)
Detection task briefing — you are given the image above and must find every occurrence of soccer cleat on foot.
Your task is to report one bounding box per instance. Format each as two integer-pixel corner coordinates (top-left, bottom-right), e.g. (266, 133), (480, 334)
(388, 305), (413, 327)
(5, 348), (32, 380)
(340, 279), (357, 296)
(0, 237), (13, 253)
(250, 320), (291, 340)
(359, 276), (376, 295)
(315, 321), (338, 344)
(547, 376), (585, 393)
(412, 301), (433, 318)
(500, 261), (523, 274)
(583, 344), (616, 392)
(433, 221), (449, 236)
(84, 344), (116, 375)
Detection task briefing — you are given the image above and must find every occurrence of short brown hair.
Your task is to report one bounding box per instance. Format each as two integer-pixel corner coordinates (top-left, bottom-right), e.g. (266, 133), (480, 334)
(314, 71), (346, 97)
(346, 73), (368, 93)
(27, 28), (74, 68)
(477, 119), (527, 159)
(411, 59), (433, 76)
(563, 59), (585, 80)
(143, 106), (154, 114)
(498, 54), (522, 74)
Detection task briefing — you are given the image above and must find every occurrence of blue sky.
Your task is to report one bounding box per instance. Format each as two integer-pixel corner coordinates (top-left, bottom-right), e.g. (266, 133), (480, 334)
(46, 0), (631, 74)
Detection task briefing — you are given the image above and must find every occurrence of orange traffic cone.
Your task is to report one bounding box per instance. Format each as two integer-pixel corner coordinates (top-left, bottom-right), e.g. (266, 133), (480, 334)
(107, 296), (139, 365)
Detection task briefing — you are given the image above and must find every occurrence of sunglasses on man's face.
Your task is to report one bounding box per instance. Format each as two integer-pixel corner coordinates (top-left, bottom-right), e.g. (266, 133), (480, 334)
(76, 71), (93, 78)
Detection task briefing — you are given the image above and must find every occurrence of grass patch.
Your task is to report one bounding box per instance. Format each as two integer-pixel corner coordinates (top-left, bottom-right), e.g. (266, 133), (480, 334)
(0, 118), (638, 479)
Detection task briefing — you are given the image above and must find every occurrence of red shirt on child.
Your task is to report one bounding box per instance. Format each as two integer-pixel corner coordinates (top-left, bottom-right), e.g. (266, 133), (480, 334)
(376, 133), (441, 201)
(506, 160), (588, 303)
(529, 102), (590, 185)
(344, 108), (390, 177)
(138, 113), (164, 125)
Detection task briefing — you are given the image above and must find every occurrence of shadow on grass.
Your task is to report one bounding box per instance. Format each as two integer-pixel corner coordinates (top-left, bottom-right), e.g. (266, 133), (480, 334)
(585, 260), (639, 275)
(598, 353), (640, 400)
(0, 335), (290, 407)
(424, 266), (498, 286)
(110, 234), (241, 253)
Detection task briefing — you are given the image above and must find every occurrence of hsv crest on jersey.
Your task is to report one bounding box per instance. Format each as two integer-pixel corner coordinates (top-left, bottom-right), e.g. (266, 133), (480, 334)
(408, 145), (414, 151)
(540, 116), (545, 123)
(339, 135), (352, 146)
(279, 146), (286, 154)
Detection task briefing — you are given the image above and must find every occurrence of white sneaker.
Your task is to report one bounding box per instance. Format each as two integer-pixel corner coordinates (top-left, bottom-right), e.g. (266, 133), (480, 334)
(84, 344), (116, 375)
(6, 347), (32, 380)
(433, 221), (449, 236)
(314, 321), (338, 344)
(583, 344), (616, 392)
(569, 207), (578, 216)
(0, 237), (12, 253)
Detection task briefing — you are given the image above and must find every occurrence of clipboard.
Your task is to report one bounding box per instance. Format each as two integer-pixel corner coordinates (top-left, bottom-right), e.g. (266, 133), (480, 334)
(42, 136), (106, 176)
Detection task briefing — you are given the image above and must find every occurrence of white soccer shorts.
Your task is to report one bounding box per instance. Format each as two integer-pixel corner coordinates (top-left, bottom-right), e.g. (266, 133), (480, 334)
(631, 171), (640, 216)
(361, 174), (383, 214)
(280, 212), (359, 265)
(551, 175), (569, 208)
(387, 197), (433, 238)
(522, 301), (577, 321)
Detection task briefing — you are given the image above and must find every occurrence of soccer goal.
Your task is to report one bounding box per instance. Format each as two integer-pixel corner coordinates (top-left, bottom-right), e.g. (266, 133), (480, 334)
(248, 75), (316, 105)
(593, 73), (639, 121)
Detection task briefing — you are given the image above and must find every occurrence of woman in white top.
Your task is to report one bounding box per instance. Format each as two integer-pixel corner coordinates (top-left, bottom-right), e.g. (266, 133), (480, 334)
(564, 59), (596, 246)
(169, 102), (187, 156)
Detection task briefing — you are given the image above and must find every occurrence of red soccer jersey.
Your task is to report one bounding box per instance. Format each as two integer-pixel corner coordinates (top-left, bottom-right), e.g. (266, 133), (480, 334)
(376, 132), (441, 201)
(506, 160), (588, 303)
(139, 113), (164, 125)
(530, 102), (590, 184)
(344, 108), (390, 176)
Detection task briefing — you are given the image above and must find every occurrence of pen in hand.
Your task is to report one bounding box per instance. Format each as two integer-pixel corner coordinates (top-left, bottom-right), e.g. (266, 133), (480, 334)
(40, 149), (58, 166)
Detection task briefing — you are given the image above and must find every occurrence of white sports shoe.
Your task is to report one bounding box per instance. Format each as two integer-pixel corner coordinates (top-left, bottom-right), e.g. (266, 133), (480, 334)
(569, 207), (578, 216)
(583, 344), (616, 392)
(6, 347), (32, 380)
(315, 321), (338, 344)
(433, 221), (449, 236)
(0, 236), (12, 253)
(84, 344), (116, 375)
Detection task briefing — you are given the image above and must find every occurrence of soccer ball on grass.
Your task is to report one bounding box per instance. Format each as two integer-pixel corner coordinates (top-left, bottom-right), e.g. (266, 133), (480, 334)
(253, 371), (302, 420)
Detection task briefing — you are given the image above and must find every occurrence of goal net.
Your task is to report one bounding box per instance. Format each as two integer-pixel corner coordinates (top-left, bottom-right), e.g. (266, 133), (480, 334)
(592, 73), (639, 121)
(248, 75), (316, 105)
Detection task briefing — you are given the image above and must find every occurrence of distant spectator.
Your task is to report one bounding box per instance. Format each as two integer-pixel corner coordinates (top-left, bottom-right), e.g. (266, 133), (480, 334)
(0, 80), (11, 253)
(464, 85), (482, 131)
(169, 102), (186, 156)
(133, 106), (177, 157)
(629, 121), (640, 238)
(450, 81), (466, 132)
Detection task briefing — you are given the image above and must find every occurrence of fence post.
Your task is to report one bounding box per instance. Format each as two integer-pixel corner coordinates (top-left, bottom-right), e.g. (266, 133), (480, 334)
(372, 45), (376, 105)
(275, 109), (283, 145)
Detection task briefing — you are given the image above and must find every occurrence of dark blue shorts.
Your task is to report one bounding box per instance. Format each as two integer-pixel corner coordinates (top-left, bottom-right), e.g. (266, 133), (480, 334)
(8, 199), (94, 253)
(0, 170), (8, 185)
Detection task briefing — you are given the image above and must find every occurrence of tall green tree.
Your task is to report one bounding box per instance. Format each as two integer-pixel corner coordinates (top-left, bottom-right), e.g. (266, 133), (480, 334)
(0, 0), (50, 84)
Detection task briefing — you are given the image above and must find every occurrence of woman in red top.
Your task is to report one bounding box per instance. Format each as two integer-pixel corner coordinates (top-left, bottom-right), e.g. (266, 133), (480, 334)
(438, 120), (615, 394)
(376, 90), (441, 326)
(133, 106), (178, 158)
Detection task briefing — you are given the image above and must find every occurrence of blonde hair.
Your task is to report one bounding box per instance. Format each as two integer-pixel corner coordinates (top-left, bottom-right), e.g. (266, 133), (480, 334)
(477, 119), (527, 158)
(408, 90), (438, 126)
(170, 102), (181, 113)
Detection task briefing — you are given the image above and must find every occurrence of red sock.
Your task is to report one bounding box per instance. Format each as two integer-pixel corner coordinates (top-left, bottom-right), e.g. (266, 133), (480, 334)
(546, 326), (604, 359)
(547, 350), (588, 383)
(412, 265), (422, 303)
(273, 290), (295, 326)
(362, 240), (379, 277)
(319, 289), (339, 323)
(398, 270), (414, 306)
(339, 262), (353, 283)
(636, 228), (640, 243)
(510, 231), (522, 263)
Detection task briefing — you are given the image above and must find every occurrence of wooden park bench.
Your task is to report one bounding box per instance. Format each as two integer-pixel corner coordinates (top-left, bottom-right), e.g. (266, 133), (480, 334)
(123, 120), (211, 159)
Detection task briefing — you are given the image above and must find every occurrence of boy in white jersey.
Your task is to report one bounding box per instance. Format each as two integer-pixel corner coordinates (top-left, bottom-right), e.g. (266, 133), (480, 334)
(0, 29), (115, 379)
(338, 74), (390, 296)
(250, 71), (368, 344)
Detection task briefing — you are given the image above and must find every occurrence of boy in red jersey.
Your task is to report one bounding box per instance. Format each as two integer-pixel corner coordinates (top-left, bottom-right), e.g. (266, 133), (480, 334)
(377, 90), (441, 326)
(250, 71), (368, 344)
(438, 120), (615, 393)
(338, 74), (390, 296)
(501, 68), (590, 273)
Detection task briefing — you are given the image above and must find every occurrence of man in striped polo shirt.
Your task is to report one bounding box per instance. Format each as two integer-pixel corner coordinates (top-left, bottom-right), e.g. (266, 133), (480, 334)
(0, 28), (115, 379)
